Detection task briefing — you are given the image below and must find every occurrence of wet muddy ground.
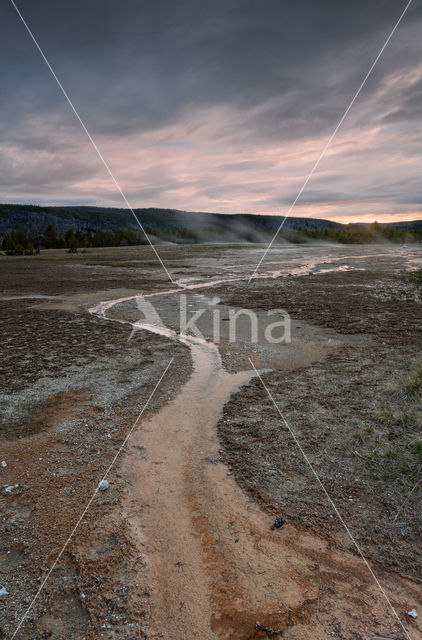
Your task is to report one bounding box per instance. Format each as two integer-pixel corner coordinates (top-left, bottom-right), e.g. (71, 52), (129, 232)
(0, 243), (421, 640)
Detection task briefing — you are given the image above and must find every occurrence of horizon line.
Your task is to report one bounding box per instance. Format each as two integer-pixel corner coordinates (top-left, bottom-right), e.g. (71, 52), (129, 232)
(1, 201), (422, 226)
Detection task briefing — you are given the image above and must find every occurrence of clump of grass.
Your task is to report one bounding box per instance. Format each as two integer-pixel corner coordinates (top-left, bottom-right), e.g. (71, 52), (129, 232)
(352, 424), (375, 444)
(353, 364), (422, 482)
(396, 362), (422, 399)
(401, 413), (418, 427)
(384, 447), (399, 461)
(326, 363), (345, 373)
(412, 440), (422, 465)
(376, 403), (395, 423)
(377, 442), (422, 479)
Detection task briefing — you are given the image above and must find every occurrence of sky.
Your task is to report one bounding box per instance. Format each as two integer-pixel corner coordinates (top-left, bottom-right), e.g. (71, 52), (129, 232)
(1, 0), (422, 222)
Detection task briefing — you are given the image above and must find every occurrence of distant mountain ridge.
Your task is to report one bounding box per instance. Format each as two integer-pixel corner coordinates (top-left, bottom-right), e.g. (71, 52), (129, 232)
(0, 203), (421, 244)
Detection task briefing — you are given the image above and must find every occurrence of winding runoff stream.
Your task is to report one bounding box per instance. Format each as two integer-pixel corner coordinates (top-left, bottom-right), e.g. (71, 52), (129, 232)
(88, 254), (421, 640)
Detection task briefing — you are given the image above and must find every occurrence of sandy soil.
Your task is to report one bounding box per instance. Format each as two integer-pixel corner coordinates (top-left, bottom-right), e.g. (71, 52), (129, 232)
(1, 243), (421, 640)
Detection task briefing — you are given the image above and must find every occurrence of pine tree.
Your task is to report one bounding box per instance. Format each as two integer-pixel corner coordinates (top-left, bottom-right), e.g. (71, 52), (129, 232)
(67, 234), (78, 253)
(44, 224), (57, 249)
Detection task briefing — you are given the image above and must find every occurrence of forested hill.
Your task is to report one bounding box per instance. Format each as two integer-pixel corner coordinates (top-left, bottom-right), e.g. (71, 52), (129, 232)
(0, 203), (421, 246)
(0, 204), (338, 244)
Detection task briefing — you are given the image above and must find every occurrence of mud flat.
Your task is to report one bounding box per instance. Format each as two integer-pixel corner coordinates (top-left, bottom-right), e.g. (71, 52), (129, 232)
(105, 276), (420, 640)
(1, 243), (421, 639)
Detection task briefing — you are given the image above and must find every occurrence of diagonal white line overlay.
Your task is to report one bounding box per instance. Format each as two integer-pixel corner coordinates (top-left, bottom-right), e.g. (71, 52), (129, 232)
(248, 0), (413, 283)
(248, 358), (412, 640)
(10, 0), (175, 284)
(10, 357), (174, 640)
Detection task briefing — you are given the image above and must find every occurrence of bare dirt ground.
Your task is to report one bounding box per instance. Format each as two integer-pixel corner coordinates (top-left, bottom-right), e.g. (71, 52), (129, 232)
(0, 249), (192, 639)
(0, 244), (421, 640)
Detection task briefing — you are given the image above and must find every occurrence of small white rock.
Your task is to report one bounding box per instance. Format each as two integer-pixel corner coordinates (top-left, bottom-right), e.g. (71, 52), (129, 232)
(1, 461), (7, 468)
(0, 587), (8, 596)
(98, 479), (109, 491)
(408, 609), (418, 619)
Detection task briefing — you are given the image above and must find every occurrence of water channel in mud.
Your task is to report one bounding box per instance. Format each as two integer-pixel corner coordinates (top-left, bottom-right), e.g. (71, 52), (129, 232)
(87, 255), (421, 640)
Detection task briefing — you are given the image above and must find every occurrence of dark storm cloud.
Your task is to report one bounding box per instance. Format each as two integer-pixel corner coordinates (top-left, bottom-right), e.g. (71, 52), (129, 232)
(383, 77), (422, 123)
(1, 0), (421, 217)
(1, 0), (421, 139)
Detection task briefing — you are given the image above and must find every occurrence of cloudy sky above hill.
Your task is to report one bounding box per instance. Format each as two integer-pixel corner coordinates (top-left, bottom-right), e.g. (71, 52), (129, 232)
(1, 0), (421, 221)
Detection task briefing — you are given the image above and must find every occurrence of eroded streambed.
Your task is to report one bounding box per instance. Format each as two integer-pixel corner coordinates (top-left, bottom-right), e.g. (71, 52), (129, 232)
(89, 280), (421, 640)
